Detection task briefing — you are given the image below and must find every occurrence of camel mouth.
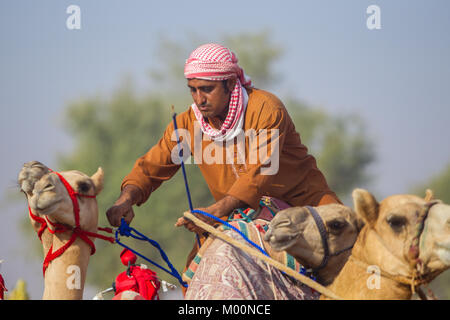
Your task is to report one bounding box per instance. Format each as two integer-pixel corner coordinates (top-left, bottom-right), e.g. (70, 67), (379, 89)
(266, 232), (300, 251)
(33, 199), (62, 216)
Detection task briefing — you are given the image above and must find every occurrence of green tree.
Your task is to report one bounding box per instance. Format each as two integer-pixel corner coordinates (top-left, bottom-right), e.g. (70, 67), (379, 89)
(415, 163), (450, 203)
(52, 31), (375, 290)
(284, 100), (374, 201)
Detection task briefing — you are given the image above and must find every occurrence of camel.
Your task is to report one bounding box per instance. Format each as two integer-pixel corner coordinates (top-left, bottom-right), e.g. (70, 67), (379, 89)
(264, 203), (363, 286)
(19, 161), (106, 299)
(183, 202), (361, 299)
(18, 161), (52, 255)
(265, 189), (450, 299)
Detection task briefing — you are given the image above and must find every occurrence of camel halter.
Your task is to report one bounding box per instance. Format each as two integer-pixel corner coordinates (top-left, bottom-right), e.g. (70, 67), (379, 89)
(28, 169), (115, 276)
(305, 206), (355, 273)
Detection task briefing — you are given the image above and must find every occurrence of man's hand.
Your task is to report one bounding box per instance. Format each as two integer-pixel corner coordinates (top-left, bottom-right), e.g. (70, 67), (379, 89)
(106, 199), (135, 227)
(174, 206), (219, 235)
(174, 195), (247, 234)
(106, 185), (142, 227)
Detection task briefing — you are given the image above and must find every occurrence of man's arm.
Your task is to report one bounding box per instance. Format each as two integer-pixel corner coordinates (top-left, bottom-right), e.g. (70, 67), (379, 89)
(203, 195), (247, 219)
(107, 114), (188, 227)
(106, 184), (143, 227)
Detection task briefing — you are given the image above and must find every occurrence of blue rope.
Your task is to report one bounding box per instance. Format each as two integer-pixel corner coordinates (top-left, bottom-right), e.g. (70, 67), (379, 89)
(191, 209), (270, 257)
(172, 112), (201, 248)
(115, 218), (188, 288)
(170, 112), (269, 257)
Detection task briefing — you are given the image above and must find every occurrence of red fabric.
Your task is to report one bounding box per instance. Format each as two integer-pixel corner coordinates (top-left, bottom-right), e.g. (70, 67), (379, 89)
(114, 265), (160, 300)
(0, 274), (6, 300)
(255, 224), (266, 234)
(120, 248), (137, 266)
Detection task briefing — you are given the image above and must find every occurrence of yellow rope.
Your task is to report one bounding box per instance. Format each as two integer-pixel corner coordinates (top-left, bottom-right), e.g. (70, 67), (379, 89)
(183, 211), (343, 300)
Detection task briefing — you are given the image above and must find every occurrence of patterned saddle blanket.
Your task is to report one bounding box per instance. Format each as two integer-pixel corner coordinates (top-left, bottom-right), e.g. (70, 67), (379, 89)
(183, 196), (312, 284)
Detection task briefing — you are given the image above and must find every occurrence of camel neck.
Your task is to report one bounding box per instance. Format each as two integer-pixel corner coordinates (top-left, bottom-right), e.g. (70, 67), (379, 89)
(327, 245), (412, 300)
(42, 231), (92, 300)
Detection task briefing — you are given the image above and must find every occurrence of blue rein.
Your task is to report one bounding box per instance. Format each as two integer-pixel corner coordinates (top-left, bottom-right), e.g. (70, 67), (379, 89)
(112, 111), (272, 289)
(115, 218), (188, 288)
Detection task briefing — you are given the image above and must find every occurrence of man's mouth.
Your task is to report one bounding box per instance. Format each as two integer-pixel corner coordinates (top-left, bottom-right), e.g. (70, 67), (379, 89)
(198, 105), (210, 111)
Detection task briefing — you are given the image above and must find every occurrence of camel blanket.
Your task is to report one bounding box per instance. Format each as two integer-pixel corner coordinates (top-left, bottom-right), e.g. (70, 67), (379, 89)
(183, 197), (320, 300)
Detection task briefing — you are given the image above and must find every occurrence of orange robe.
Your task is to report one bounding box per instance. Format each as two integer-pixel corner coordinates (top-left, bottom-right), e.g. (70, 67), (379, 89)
(122, 88), (340, 209)
(122, 88), (341, 282)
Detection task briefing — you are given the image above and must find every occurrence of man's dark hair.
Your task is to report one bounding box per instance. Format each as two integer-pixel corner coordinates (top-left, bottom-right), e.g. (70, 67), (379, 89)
(222, 79), (230, 93)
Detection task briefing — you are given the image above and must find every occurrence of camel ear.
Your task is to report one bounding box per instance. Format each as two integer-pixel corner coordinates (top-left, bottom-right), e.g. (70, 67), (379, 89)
(352, 188), (379, 227)
(424, 189), (434, 202)
(91, 167), (104, 195)
(355, 216), (366, 232)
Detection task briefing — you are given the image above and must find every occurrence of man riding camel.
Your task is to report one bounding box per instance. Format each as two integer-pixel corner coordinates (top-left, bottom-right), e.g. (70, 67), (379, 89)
(106, 43), (341, 271)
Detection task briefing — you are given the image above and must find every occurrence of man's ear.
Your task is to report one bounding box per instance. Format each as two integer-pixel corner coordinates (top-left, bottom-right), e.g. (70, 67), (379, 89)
(352, 188), (379, 227)
(227, 78), (237, 92)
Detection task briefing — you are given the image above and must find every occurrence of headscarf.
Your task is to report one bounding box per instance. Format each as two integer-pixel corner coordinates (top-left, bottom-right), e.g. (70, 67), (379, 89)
(184, 43), (252, 141)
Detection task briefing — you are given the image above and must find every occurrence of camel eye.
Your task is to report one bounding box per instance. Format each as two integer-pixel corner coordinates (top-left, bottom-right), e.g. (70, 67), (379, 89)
(77, 182), (91, 193)
(327, 219), (347, 232)
(387, 215), (407, 232)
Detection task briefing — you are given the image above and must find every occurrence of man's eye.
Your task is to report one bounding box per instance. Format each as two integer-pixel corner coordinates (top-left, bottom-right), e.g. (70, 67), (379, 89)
(202, 87), (213, 93)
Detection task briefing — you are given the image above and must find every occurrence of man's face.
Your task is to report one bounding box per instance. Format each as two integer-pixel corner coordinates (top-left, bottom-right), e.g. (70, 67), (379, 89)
(187, 78), (235, 120)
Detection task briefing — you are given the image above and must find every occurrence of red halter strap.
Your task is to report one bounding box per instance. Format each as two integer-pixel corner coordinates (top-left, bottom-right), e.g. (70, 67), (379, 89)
(30, 169), (115, 276)
(28, 206), (48, 241)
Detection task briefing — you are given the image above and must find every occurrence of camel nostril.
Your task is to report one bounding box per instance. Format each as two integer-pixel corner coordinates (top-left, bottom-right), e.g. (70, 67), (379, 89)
(273, 219), (291, 228)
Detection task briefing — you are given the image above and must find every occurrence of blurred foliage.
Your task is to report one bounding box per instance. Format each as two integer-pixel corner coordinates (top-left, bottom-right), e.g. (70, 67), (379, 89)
(284, 100), (374, 202)
(412, 162), (450, 299)
(414, 163), (450, 203)
(6, 279), (29, 300)
(17, 31), (376, 291)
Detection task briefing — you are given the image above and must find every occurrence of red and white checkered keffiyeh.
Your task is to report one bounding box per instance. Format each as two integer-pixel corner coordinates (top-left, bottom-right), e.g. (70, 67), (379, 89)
(184, 43), (252, 141)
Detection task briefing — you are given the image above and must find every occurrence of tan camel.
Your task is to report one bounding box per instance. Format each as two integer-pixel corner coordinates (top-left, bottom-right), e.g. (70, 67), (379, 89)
(264, 203), (363, 285)
(182, 203), (361, 299)
(18, 161), (52, 255)
(266, 189), (450, 299)
(19, 162), (105, 299)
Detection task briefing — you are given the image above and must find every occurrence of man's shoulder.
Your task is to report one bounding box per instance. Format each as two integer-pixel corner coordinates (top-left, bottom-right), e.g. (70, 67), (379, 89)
(246, 88), (288, 121)
(247, 88), (285, 110)
(244, 88), (293, 129)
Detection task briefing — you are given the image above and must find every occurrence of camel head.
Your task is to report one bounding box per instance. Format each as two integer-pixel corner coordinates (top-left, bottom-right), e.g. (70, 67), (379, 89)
(352, 188), (450, 285)
(18, 161), (51, 197)
(264, 203), (362, 284)
(28, 167), (104, 232)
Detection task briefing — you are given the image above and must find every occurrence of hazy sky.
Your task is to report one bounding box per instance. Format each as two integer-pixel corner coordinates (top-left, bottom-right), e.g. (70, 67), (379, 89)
(1, 0), (449, 299)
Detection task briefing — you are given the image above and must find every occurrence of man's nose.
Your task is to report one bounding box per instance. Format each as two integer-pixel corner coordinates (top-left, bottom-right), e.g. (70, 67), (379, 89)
(193, 91), (206, 106)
